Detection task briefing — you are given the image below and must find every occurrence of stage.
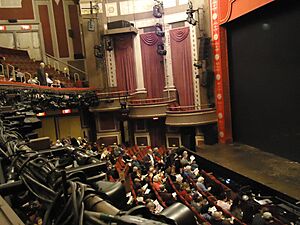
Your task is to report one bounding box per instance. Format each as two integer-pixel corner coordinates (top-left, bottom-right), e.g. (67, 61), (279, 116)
(195, 144), (300, 201)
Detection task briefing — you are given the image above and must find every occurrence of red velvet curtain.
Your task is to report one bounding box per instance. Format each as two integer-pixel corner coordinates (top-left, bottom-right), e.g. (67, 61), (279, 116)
(140, 33), (165, 98)
(114, 34), (136, 92)
(170, 27), (194, 106)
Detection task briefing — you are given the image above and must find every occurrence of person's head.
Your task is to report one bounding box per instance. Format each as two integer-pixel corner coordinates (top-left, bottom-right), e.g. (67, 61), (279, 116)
(212, 211), (223, 221)
(182, 151), (188, 157)
(197, 176), (205, 183)
(132, 155), (137, 160)
(176, 174), (183, 183)
(148, 149), (153, 155)
(262, 212), (273, 221)
(133, 166), (138, 172)
(146, 201), (156, 213)
(153, 175), (159, 182)
(63, 67), (68, 73)
(242, 195), (249, 201)
(185, 165), (192, 171)
(40, 62), (45, 68)
(134, 178), (140, 184)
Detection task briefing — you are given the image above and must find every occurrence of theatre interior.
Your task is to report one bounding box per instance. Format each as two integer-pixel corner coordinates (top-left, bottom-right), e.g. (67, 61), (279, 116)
(0, 0), (299, 224)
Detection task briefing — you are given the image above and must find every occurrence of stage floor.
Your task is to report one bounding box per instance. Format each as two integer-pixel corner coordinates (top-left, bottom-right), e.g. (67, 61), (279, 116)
(196, 144), (300, 201)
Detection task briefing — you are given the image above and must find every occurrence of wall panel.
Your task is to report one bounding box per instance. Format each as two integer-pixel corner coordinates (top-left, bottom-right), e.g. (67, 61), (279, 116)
(68, 4), (83, 58)
(38, 5), (54, 56)
(0, 0), (34, 20)
(52, 0), (69, 58)
(37, 117), (56, 142)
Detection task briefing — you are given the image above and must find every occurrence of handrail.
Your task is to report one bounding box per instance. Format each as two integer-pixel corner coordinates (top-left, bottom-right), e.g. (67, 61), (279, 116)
(24, 72), (32, 83)
(53, 61), (59, 71)
(0, 63), (4, 74)
(0, 63), (5, 79)
(96, 90), (132, 98)
(128, 97), (177, 105)
(168, 104), (214, 112)
(74, 73), (80, 82)
(6, 64), (15, 81)
(46, 54), (86, 75)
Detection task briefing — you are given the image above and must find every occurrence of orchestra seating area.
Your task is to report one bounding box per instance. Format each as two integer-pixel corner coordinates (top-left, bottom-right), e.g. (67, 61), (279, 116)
(101, 144), (293, 225)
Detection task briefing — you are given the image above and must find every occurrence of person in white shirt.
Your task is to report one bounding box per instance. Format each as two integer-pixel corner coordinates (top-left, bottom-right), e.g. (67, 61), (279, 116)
(45, 73), (53, 86)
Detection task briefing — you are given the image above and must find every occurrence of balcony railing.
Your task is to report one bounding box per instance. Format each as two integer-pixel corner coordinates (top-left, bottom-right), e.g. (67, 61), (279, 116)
(128, 97), (176, 106)
(167, 104), (214, 112)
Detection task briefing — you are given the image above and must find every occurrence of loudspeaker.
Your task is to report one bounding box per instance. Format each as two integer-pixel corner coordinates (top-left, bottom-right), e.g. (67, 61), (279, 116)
(27, 137), (51, 151)
(8, 19), (17, 23)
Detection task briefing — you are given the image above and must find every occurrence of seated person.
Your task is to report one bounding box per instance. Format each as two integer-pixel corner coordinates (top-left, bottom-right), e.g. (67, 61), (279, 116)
(46, 73), (53, 86)
(196, 176), (211, 192)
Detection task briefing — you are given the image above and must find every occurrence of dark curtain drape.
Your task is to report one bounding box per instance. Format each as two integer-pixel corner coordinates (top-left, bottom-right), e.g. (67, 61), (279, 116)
(170, 27), (194, 106)
(140, 33), (165, 98)
(114, 34), (136, 92)
(148, 119), (165, 147)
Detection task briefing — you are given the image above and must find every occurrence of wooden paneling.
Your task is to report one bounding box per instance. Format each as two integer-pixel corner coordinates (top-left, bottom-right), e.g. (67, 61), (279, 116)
(98, 136), (118, 146)
(136, 136), (148, 146)
(136, 120), (146, 131)
(68, 4), (83, 58)
(168, 137), (180, 147)
(36, 117), (56, 143)
(0, 0), (34, 20)
(52, 0), (69, 58)
(99, 113), (116, 131)
(166, 109), (217, 126)
(38, 5), (54, 56)
(58, 115), (83, 139)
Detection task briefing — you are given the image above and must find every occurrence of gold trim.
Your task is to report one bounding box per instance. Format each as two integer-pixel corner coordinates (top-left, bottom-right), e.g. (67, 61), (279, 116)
(129, 113), (166, 118)
(166, 110), (216, 117)
(165, 119), (217, 126)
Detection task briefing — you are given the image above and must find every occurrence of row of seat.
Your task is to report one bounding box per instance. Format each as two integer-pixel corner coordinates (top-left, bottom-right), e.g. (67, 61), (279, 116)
(111, 146), (287, 225)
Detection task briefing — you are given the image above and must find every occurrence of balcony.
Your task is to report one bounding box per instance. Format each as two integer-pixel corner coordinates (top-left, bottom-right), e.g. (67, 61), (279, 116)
(89, 90), (132, 112)
(165, 106), (217, 126)
(128, 97), (176, 118)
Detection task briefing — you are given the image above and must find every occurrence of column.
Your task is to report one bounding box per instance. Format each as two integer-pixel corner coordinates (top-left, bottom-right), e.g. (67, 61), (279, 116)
(133, 32), (146, 93)
(164, 24), (175, 90)
(189, 24), (202, 109)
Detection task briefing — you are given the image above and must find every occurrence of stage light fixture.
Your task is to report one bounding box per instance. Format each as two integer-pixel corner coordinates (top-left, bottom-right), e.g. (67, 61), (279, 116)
(153, 0), (164, 18)
(155, 23), (165, 37)
(105, 37), (113, 51)
(62, 109), (72, 114)
(186, 1), (197, 26)
(193, 62), (202, 68)
(36, 112), (46, 117)
(157, 43), (167, 55)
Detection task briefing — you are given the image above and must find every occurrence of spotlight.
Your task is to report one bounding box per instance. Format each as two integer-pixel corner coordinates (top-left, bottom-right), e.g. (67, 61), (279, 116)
(155, 23), (165, 37)
(153, 0), (164, 18)
(157, 43), (167, 55)
(187, 14), (197, 26)
(193, 62), (202, 68)
(94, 44), (104, 59)
(105, 37), (113, 51)
(186, 1), (197, 26)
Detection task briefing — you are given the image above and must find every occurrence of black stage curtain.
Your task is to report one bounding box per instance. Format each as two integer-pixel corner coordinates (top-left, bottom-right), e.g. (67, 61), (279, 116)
(227, 0), (300, 162)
